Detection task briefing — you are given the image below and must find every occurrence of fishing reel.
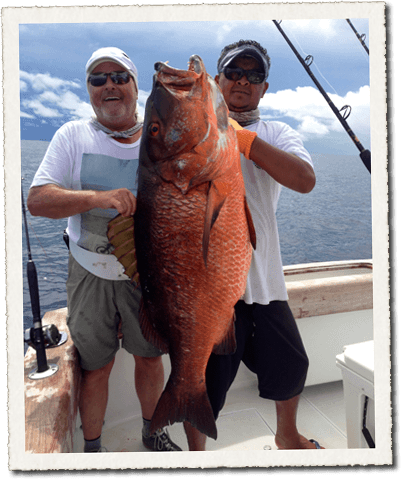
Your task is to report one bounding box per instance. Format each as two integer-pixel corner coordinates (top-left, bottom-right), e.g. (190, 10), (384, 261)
(24, 324), (68, 350)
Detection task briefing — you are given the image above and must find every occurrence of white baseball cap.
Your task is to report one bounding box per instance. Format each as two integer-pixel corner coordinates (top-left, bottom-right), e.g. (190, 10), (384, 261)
(86, 47), (138, 88)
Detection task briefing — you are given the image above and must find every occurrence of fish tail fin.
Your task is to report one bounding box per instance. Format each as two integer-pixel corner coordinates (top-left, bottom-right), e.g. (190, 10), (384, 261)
(150, 379), (218, 440)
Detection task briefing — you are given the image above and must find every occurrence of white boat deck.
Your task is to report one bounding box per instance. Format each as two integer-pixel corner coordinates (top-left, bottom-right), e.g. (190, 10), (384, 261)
(73, 379), (347, 452)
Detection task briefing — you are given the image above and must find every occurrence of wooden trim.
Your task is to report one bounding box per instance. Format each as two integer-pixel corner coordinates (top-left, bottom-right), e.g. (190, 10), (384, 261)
(287, 273), (373, 319)
(25, 308), (81, 453)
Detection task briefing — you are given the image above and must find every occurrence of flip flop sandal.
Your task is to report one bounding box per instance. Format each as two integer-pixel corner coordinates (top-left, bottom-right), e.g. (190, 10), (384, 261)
(309, 439), (322, 449)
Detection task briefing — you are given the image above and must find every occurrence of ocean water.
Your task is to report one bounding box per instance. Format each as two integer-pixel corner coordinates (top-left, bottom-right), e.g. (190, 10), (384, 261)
(20, 140), (372, 334)
(277, 152), (372, 265)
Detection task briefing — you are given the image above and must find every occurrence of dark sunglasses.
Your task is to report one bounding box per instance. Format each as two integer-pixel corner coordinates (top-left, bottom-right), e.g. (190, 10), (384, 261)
(88, 71), (131, 87)
(223, 66), (265, 84)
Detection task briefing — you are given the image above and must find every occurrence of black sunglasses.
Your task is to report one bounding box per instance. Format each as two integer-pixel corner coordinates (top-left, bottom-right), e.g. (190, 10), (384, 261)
(88, 71), (131, 87)
(223, 66), (265, 84)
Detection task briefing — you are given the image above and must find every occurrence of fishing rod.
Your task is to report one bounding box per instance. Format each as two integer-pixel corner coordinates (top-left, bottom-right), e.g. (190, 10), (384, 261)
(22, 180), (64, 380)
(346, 19), (369, 55)
(273, 20), (371, 173)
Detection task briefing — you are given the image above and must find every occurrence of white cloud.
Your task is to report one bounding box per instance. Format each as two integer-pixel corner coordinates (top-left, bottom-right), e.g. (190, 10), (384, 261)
(297, 116), (331, 137)
(40, 90), (94, 120)
(20, 70), (81, 92)
(259, 85), (370, 141)
(22, 98), (61, 118)
(261, 86), (327, 117)
(20, 111), (35, 119)
(20, 70), (92, 122)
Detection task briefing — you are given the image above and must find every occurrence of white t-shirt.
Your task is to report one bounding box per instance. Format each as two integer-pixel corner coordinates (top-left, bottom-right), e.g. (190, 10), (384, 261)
(240, 119), (313, 305)
(31, 120), (140, 280)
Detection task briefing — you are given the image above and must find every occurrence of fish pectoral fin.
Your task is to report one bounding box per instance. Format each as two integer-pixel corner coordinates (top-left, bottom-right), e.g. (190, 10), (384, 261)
(212, 314), (237, 355)
(202, 179), (229, 266)
(244, 196), (257, 250)
(139, 299), (169, 354)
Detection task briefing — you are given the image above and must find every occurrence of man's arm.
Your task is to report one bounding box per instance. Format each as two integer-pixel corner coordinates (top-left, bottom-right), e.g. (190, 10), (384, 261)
(27, 184), (136, 219)
(249, 136), (316, 194)
(229, 118), (316, 194)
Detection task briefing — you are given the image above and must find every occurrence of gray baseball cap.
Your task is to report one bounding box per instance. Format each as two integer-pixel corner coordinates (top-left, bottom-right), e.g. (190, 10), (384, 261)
(217, 44), (270, 80)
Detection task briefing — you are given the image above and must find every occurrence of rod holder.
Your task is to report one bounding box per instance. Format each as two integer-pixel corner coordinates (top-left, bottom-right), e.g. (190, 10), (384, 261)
(22, 181), (65, 380)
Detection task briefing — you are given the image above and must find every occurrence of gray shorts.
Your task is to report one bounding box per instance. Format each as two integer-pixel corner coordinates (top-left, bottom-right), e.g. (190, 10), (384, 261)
(66, 253), (162, 371)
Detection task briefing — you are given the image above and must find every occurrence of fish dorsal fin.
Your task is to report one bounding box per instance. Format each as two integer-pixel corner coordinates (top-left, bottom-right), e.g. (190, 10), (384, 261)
(212, 312), (237, 355)
(107, 214), (139, 283)
(202, 179), (230, 266)
(244, 196), (257, 250)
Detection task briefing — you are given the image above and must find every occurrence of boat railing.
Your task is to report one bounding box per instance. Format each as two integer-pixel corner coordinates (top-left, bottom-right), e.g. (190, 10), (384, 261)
(285, 260), (373, 319)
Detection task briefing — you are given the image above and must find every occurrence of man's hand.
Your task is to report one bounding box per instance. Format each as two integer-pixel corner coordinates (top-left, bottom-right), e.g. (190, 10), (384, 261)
(95, 188), (136, 217)
(229, 118), (258, 159)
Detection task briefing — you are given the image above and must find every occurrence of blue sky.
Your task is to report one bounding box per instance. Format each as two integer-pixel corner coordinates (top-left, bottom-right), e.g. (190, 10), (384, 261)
(19, 18), (371, 155)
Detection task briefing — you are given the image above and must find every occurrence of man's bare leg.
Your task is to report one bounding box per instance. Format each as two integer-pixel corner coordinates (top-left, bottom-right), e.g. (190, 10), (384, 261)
(275, 395), (324, 449)
(80, 358), (115, 442)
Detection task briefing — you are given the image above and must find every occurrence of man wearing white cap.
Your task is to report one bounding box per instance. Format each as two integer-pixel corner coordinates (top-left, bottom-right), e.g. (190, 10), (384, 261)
(184, 40), (320, 451)
(28, 47), (182, 452)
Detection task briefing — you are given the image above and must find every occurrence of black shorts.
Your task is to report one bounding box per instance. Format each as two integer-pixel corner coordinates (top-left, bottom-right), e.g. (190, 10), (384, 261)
(205, 300), (309, 419)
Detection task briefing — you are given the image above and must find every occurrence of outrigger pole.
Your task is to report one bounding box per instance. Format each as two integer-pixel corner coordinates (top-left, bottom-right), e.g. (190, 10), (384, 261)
(346, 19), (369, 55)
(22, 181), (60, 379)
(273, 20), (371, 173)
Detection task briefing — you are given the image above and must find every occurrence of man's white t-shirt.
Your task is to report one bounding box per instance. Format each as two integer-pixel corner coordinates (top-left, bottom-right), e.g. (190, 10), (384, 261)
(31, 120), (140, 280)
(240, 119), (313, 305)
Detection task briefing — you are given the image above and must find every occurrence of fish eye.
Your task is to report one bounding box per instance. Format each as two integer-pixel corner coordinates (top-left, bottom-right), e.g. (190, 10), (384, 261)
(149, 124), (160, 136)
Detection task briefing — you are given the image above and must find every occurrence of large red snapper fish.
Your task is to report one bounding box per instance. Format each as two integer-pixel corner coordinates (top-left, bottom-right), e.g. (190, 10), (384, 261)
(108, 55), (256, 440)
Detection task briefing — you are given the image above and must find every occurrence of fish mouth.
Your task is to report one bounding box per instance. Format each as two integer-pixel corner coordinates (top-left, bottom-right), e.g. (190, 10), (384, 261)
(155, 55), (204, 75)
(154, 55), (205, 91)
(188, 55), (204, 74)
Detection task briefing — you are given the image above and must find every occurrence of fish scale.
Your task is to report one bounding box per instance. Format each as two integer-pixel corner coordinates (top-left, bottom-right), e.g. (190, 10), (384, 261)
(108, 55), (256, 441)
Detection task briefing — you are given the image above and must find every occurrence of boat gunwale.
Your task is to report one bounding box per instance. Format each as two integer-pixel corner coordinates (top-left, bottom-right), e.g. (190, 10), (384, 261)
(283, 259), (372, 277)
